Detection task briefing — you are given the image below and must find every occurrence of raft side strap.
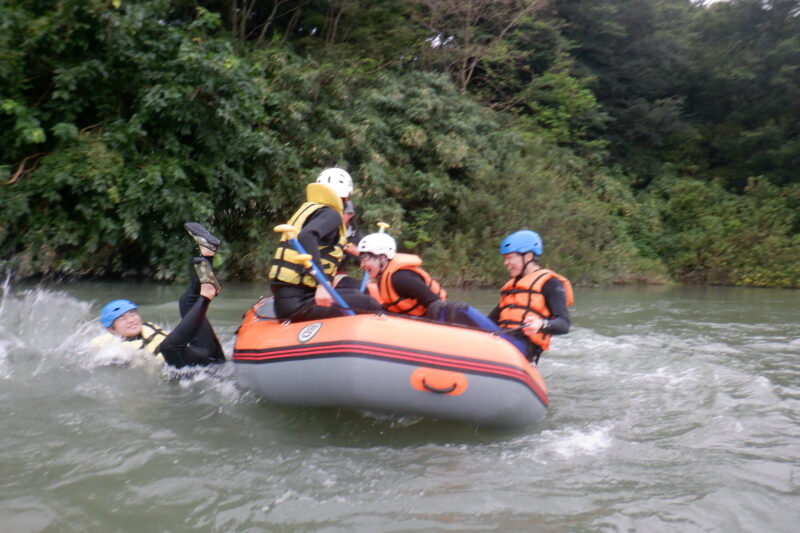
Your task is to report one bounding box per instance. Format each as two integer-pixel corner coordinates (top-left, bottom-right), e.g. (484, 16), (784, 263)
(271, 256), (317, 286)
(497, 308), (545, 327)
(144, 323), (166, 344)
(500, 288), (543, 296)
(404, 301), (422, 314)
(497, 304), (546, 319)
(320, 246), (343, 265)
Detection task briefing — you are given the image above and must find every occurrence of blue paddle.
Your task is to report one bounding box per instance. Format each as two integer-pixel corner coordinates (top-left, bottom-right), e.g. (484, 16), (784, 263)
(274, 224), (356, 316)
(359, 272), (370, 292)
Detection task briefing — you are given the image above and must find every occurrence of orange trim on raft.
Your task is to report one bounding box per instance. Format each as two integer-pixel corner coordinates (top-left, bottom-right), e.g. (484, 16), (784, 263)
(410, 367), (468, 396)
(234, 306), (549, 406)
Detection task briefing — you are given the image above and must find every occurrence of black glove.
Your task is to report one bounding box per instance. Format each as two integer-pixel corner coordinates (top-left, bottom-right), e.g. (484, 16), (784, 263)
(425, 299), (447, 320)
(426, 300), (469, 322)
(442, 300), (468, 322)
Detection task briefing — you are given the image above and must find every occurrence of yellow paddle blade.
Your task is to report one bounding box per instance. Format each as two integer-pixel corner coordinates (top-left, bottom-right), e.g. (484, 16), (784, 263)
(291, 253), (313, 268)
(274, 224), (297, 241)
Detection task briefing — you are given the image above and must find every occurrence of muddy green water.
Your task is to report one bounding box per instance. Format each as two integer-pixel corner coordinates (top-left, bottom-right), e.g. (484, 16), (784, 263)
(1, 281), (798, 532)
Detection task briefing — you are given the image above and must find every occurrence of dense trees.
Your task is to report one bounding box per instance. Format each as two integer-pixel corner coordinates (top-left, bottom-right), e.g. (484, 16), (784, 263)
(1, 0), (798, 287)
(686, 0), (800, 189)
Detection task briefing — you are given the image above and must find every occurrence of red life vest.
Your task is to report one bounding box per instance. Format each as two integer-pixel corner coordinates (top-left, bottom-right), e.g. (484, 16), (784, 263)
(497, 268), (573, 351)
(369, 253), (447, 316)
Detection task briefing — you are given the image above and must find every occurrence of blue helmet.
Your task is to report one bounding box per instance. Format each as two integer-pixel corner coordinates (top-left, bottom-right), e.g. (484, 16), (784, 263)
(499, 230), (543, 256)
(99, 299), (138, 328)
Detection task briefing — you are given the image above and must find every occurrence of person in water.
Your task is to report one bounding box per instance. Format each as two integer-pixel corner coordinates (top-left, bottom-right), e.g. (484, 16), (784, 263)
(93, 223), (226, 368)
(267, 167), (382, 321)
(488, 230), (573, 364)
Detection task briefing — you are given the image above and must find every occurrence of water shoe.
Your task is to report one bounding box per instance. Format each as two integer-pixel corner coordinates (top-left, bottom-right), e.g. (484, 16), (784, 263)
(193, 257), (222, 294)
(184, 222), (220, 253)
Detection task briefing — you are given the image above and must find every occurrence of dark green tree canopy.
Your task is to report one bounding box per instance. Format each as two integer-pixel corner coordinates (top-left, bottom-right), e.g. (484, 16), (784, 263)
(1, 0), (798, 288)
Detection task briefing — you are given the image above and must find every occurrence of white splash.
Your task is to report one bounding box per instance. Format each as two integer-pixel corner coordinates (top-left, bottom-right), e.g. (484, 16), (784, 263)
(0, 283), (93, 373)
(0, 283), (249, 405)
(540, 424), (614, 459)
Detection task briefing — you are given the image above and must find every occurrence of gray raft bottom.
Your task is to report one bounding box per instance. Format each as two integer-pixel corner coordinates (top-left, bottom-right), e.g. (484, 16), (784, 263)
(235, 356), (547, 430)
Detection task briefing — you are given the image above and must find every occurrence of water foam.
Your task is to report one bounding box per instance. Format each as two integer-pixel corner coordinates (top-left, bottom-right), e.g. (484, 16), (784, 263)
(0, 282), (250, 404)
(0, 340), (9, 380)
(540, 424), (614, 459)
(0, 281), (94, 374)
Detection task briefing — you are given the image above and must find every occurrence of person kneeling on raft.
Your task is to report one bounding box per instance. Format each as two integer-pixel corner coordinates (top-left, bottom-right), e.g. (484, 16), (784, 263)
(92, 223), (226, 368)
(357, 231), (479, 324)
(268, 167), (382, 321)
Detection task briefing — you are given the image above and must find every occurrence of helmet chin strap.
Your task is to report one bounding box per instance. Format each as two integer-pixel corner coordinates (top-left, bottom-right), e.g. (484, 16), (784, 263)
(524, 252), (537, 270)
(376, 255), (390, 279)
(515, 252), (537, 282)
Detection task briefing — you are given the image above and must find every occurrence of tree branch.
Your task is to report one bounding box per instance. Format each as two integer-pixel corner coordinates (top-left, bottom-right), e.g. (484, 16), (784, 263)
(8, 153), (46, 185)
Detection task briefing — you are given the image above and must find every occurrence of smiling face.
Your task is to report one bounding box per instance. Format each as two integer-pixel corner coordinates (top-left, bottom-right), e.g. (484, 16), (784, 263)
(502, 252), (526, 278)
(359, 252), (386, 279)
(108, 309), (143, 338)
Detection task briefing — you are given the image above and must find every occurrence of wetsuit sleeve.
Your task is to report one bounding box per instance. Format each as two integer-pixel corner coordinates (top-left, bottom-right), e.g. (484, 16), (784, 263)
(488, 305), (500, 324)
(297, 207), (342, 275)
(346, 224), (363, 246)
(541, 278), (570, 335)
(391, 270), (441, 307)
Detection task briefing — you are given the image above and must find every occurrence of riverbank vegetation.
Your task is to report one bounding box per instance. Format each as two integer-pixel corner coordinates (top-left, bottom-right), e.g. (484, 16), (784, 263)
(1, 0), (798, 287)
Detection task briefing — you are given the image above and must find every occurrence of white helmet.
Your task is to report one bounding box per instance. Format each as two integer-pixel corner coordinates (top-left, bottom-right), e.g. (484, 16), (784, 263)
(357, 232), (396, 260)
(316, 167), (353, 198)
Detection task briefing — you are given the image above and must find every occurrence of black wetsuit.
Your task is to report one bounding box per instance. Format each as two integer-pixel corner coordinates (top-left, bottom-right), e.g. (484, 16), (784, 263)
(488, 277), (571, 363)
(157, 260), (225, 368)
(271, 207), (382, 321)
(388, 269), (442, 311)
(334, 222), (364, 290)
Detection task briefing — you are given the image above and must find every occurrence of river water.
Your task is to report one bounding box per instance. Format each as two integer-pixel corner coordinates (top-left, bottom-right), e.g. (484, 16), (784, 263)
(1, 280), (798, 532)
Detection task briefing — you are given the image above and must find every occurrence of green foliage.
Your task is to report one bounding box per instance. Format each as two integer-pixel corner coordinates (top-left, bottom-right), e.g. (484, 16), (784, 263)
(425, 136), (671, 287)
(1, 0), (281, 278)
(686, 0), (800, 189)
(1, 0), (798, 289)
(551, 0), (699, 183)
(651, 177), (800, 287)
(474, 19), (610, 156)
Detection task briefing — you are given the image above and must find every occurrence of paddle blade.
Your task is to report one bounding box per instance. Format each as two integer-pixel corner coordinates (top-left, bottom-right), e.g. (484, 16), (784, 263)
(274, 224), (296, 240)
(291, 253), (313, 268)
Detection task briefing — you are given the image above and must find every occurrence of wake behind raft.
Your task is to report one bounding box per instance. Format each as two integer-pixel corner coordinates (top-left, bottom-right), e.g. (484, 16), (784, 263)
(233, 298), (549, 430)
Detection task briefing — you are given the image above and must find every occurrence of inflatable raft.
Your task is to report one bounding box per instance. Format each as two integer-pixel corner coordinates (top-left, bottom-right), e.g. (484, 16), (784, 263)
(233, 298), (549, 429)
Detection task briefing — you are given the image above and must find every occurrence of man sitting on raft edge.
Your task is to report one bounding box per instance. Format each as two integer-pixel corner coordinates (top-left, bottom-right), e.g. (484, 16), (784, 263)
(489, 229), (573, 364)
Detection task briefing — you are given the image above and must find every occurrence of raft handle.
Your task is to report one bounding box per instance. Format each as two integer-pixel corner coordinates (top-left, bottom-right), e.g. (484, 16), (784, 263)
(422, 379), (458, 394)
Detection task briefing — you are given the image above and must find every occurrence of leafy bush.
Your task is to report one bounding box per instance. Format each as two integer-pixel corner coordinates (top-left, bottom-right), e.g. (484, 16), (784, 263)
(2, 0), (796, 289)
(652, 177), (799, 287)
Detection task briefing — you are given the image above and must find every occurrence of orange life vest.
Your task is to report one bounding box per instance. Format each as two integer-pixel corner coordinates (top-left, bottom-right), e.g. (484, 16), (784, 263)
(368, 253), (447, 316)
(497, 268), (574, 351)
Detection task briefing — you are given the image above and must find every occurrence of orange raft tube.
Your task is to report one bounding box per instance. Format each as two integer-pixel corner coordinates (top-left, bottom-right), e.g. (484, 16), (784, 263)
(233, 298), (549, 429)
